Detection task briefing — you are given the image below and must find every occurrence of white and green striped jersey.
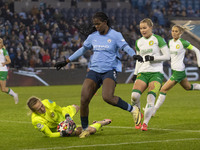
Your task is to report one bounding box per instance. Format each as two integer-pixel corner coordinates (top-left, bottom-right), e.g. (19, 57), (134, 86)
(0, 48), (8, 71)
(135, 34), (168, 74)
(169, 38), (192, 71)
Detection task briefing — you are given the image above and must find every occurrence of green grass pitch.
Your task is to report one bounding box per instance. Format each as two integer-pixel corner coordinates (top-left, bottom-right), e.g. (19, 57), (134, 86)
(0, 82), (200, 150)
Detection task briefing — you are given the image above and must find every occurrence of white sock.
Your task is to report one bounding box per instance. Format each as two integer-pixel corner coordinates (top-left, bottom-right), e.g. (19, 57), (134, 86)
(192, 83), (200, 90)
(154, 93), (166, 113)
(143, 94), (155, 125)
(131, 92), (141, 110)
(8, 89), (17, 97)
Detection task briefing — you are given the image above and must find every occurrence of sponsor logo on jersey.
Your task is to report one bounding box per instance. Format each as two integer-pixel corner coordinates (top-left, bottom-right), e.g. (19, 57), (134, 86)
(121, 39), (125, 42)
(94, 45), (109, 50)
(149, 40), (154, 46)
(141, 49), (153, 55)
(170, 51), (178, 55)
(176, 44), (180, 49)
(107, 39), (111, 43)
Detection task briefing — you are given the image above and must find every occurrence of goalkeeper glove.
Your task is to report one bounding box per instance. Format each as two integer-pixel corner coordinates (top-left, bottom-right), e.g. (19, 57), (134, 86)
(60, 130), (68, 137)
(59, 122), (75, 137)
(133, 55), (143, 62)
(54, 61), (68, 71)
(145, 55), (154, 61)
(65, 114), (76, 131)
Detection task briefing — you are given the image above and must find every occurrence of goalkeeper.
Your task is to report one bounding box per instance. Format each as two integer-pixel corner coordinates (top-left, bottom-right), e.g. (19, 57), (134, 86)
(27, 96), (111, 138)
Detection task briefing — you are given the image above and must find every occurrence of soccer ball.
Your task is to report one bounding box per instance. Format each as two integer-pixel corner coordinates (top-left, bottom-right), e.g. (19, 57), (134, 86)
(57, 120), (76, 136)
(57, 121), (69, 132)
(57, 114), (76, 136)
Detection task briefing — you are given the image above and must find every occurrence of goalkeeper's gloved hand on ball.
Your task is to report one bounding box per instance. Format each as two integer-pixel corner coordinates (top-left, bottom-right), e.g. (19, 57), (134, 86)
(59, 122), (76, 137)
(60, 130), (69, 137)
(54, 61), (68, 71)
(65, 114), (76, 131)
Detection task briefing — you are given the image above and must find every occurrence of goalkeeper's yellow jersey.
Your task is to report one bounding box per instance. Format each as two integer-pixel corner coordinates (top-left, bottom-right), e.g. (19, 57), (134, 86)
(31, 99), (76, 137)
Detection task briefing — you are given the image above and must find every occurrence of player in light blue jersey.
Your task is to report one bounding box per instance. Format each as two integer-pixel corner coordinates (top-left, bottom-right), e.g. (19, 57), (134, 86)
(55, 12), (143, 138)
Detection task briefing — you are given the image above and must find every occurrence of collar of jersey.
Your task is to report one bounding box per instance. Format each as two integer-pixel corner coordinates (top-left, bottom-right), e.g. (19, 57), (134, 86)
(143, 33), (153, 40)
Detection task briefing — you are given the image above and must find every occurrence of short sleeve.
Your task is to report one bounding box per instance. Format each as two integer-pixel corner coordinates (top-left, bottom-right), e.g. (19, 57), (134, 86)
(83, 34), (93, 49)
(180, 38), (191, 49)
(115, 32), (128, 49)
(135, 40), (139, 52)
(2, 48), (8, 56)
(154, 35), (167, 48)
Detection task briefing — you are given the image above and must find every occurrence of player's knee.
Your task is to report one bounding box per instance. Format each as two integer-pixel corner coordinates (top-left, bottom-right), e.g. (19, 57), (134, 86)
(88, 126), (96, 134)
(80, 96), (90, 106)
(75, 127), (82, 136)
(102, 94), (112, 103)
(72, 105), (80, 113)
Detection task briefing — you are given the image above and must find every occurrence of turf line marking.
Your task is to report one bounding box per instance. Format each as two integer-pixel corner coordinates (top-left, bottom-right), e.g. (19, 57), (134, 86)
(23, 138), (200, 150)
(0, 120), (200, 133)
(105, 126), (200, 133)
(0, 120), (31, 124)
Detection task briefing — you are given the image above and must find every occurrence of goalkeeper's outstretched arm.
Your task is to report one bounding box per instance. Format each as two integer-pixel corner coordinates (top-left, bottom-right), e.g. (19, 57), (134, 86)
(40, 125), (61, 138)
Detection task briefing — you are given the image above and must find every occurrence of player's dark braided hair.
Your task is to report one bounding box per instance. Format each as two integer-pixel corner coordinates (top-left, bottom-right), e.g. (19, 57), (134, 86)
(93, 12), (111, 27)
(75, 12), (111, 38)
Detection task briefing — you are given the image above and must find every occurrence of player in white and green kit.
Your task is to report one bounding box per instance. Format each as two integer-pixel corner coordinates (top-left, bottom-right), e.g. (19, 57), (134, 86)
(0, 38), (18, 104)
(131, 18), (170, 131)
(152, 24), (200, 116)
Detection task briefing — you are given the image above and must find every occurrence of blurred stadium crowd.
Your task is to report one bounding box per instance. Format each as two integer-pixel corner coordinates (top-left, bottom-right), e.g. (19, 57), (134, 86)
(0, 0), (199, 71)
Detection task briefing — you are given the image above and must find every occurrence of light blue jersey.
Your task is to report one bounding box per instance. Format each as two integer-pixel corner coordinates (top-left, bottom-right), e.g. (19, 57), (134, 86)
(69, 28), (135, 73)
